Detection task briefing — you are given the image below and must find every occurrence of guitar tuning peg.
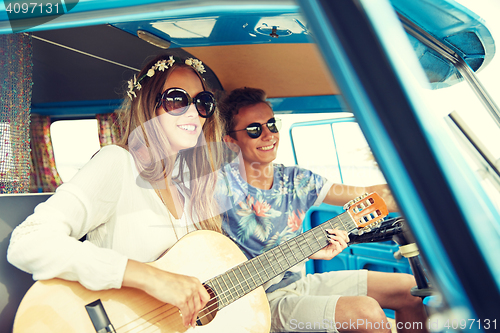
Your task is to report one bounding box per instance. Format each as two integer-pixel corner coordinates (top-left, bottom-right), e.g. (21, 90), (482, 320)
(356, 193), (368, 201)
(343, 199), (355, 210)
(343, 193), (371, 211)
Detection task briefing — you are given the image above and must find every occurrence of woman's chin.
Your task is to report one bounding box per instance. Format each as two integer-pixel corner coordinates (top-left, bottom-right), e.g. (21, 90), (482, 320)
(175, 139), (202, 153)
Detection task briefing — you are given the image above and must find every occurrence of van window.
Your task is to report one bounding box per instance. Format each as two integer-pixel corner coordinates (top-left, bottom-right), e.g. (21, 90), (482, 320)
(274, 113), (351, 167)
(50, 119), (100, 182)
(290, 118), (386, 186)
(50, 114), (379, 185)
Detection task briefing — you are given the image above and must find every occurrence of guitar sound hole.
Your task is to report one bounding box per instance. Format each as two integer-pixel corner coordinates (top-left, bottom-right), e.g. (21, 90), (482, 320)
(197, 285), (218, 326)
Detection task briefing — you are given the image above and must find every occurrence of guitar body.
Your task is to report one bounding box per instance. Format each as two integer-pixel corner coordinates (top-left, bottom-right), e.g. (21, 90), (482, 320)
(14, 193), (387, 333)
(13, 230), (271, 333)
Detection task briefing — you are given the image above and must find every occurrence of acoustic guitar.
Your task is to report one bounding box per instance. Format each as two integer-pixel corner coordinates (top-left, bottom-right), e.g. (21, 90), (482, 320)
(13, 193), (387, 333)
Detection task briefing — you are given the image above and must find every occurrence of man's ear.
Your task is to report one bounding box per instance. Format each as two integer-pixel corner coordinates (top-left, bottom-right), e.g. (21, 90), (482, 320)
(223, 135), (240, 153)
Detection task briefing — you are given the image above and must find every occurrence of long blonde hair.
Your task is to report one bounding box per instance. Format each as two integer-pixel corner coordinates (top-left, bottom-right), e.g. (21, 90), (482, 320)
(116, 54), (223, 232)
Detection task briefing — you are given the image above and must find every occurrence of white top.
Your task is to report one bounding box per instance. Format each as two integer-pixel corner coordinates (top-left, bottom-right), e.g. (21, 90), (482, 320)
(7, 145), (195, 291)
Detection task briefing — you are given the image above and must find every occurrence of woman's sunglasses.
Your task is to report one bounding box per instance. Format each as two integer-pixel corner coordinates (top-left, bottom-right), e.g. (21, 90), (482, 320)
(229, 117), (282, 139)
(156, 87), (216, 118)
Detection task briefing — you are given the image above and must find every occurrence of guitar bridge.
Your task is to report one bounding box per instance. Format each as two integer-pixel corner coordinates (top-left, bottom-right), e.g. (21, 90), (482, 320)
(85, 299), (116, 333)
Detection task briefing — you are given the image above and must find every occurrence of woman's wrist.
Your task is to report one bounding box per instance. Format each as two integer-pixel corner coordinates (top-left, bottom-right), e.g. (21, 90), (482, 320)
(122, 259), (154, 291)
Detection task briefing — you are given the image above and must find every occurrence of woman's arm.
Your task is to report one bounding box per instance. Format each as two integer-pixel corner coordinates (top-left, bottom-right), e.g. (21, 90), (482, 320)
(123, 260), (209, 328)
(8, 146), (209, 328)
(7, 146), (128, 290)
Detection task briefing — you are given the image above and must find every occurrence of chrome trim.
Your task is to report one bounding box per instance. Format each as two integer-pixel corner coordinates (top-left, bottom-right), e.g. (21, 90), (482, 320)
(398, 13), (500, 130)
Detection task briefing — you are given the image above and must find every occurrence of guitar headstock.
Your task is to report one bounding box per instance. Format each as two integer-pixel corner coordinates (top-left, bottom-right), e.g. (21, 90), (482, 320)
(344, 193), (389, 232)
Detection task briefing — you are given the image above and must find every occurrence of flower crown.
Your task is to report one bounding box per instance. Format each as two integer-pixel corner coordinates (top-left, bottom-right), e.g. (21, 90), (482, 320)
(127, 56), (207, 100)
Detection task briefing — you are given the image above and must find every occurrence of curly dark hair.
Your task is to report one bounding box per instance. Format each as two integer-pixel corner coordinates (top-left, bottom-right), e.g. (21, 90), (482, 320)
(219, 87), (272, 137)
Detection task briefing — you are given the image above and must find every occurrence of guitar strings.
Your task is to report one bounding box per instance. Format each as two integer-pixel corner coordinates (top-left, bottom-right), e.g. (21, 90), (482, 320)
(113, 304), (178, 333)
(192, 214), (356, 321)
(115, 213), (361, 332)
(111, 222), (330, 332)
(120, 200), (382, 331)
(121, 214), (355, 332)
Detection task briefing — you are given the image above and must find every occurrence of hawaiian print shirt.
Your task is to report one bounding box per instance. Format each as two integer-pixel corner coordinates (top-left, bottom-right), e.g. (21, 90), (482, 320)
(216, 162), (333, 292)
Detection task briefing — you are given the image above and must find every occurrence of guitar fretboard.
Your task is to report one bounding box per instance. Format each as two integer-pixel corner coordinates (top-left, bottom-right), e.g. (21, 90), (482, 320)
(206, 211), (357, 309)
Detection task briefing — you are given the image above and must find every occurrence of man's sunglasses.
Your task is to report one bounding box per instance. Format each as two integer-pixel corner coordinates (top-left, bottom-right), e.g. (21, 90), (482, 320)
(156, 87), (216, 118)
(229, 118), (282, 139)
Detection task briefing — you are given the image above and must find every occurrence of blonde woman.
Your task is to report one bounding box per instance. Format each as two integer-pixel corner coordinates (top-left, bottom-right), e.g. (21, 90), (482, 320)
(8, 54), (223, 328)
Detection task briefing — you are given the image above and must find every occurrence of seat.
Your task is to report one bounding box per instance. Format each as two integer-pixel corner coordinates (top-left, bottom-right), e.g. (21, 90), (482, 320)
(0, 193), (53, 331)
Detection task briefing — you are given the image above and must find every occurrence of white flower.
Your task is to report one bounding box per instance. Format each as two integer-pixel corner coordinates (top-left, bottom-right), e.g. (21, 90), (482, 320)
(127, 56), (206, 100)
(192, 59), (204, 72)
(167, 56), (175, 67)
(195, 63), (206, 74)
(128, 75), (137, 89)
(157, 60), (167, 71)
(279, 186), (288, 195)
(185, 58), (206, 74)
(127, 78), (135, 91)
(127, 90), (136, 100)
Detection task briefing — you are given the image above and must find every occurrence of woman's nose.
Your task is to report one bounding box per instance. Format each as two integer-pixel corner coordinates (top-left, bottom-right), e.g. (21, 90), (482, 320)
(184, 102), (198, 117)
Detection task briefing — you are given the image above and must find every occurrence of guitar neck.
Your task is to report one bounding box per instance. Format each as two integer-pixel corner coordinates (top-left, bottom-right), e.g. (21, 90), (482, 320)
(206, 211), (356, 309)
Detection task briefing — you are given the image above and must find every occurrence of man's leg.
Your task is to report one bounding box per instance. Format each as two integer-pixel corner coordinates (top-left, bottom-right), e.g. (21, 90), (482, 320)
(366, 271), (428, 333)
(335, 296), (391, 333)
(267, 270), (394, 332)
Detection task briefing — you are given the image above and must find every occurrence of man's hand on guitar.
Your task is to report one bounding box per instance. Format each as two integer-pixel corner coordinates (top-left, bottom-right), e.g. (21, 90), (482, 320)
(123, 260), (210, 328)
(308, 229), (349, 260)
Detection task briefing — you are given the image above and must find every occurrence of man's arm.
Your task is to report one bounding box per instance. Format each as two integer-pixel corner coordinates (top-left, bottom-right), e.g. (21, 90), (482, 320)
(308, 184), (397, 260)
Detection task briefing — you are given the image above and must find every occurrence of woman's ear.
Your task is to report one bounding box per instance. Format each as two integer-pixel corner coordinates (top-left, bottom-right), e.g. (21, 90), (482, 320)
(223, 135), (240, 153)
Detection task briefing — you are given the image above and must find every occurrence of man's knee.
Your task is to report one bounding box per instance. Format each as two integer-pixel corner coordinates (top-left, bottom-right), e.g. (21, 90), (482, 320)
(360, 297), (388, 324)
(396, 273), (425, 308)
(400, 273), (418, 288)
(336, 296), (390, 332)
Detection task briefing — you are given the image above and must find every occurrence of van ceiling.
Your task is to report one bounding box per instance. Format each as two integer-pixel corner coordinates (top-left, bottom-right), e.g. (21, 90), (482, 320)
(31, 24), (338, 105)
(28, 0), (495, 106)
(32, 25), (188, 104)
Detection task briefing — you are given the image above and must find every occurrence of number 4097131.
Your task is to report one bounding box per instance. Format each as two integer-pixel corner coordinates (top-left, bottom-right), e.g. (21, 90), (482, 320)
(443, 319), (496, 330)
(5, 2), (60, 15)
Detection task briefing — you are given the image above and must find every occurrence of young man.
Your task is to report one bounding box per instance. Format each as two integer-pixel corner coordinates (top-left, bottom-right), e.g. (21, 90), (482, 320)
(216, 87), (428, 333)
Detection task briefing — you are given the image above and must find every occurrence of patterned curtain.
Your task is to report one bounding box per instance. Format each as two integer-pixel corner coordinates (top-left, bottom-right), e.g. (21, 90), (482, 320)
(0, 33), (32, 194)
(29, 114), (62, 192)
(96, 113), (121, 146)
